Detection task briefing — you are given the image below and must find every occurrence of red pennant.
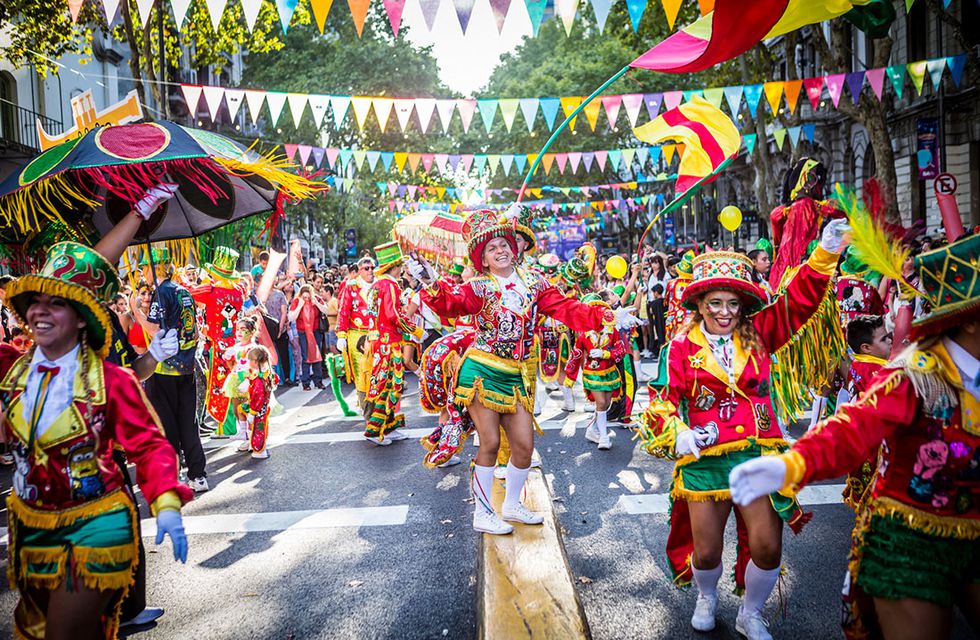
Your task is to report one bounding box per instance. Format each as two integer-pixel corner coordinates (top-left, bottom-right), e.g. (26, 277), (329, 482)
(383, 0), (406, 36)
(803, 77), (824, 111)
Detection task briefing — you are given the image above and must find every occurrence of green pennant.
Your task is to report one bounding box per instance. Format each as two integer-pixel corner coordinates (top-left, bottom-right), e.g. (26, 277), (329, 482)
(773, 128), (786, 150)
(886, 65), (906, 98)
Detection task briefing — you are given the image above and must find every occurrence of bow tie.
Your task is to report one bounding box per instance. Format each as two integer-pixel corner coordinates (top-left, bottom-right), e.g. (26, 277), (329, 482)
(504, 283), (518, 291)
(37, 364), (60, 376)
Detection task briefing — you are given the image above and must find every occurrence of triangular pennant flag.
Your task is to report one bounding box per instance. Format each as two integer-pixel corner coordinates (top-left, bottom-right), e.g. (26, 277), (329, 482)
(601, 95), (622, 129)
(453, 0), (477, 33)
(802, 123), (815, 143)
(498, 99), (519, 132)
(472, 154), (486, 173)
(582, 152), (594, 172)
(773, 128), (786, 150)
(608, 149), (622, 171)
(408, 153), (422, 174)
(448, 155), (461, 172)
(383, 0), (407, 36)
(169, 0), (191, 27)
(298, 145), (313, 166)
(865, 68), (885, 100)
(312, 147), (326, 168)
(590, 0), (613, 32)
(682, 89), (704, 103)
(556, 154), (569, 174)
(457, 99), (477, 132)
(782, 80), (802, 114)
(621, 147), (635, 168)
(540, 98), (561, 130)
(519, 98), (539, 132)
(275, 0), (299, 32)
(436, 99), (456, 133)
(625, 0), (646, 31)
(394, 152), (408, 172)
(525, 0), (547, 35)
(477, 99), (498, 131)
(568, 151), (582, 173)
(421, 154), (435, 173)
(560, 96), (583, 131)
(308, 95), (330, 127)
(555, 0), (577, 36)
(926, 58), (946, 91)
(487, 155), (501, 175)
(241, 0), (263, 30)
(136, 0), (154, 27)
(886, 65), (906, 98)
(907, 61), (927, 95)
(763, 81), (784, 114)
(224, 89), (244, 120)
(283, 144), (299, 162)
(635, 147), (649, 167)
(347, 0), (371, 36)
(309, 0), (334, 32)
(366, 151), (380, 172)
(201, 86), (225, 121)
(266, 91), (288, 125)
(181, 85), (203, 116)
(338, 149), (353, 167)
(594, 150), (608, 171)
(947, 54), (966, 88)
(803, 77), (824, 110)
(742, 84), (763, 117)
(583, 98), (602, 131)
(743, 133), (756, 155)
(542, 154), (555, 175)
(787, 125), (801, 148)
(488, 0), (512, 32)
(205, 0), (227, 31)
(723, 85), (743, 116)
(501, 154), (514, 176)
(702, 87), (725, 109)
(372, 98), (394, 131)
(621, 94), (643, 126)
(418, 0), (440, 31)
(393, 98), (414, 132)
(329, 95), (351, 127)
(66, 0), (82, 23)
(662, 144), (675, 164)
(660, 92), (681, 113)
(514, 155), (527, 173)
(243, 89), (265, 125)
(435, 154), (449, 174)
(662, 0), (682, 29)
(350, 97), (373, 130)
(414, 98), (436, 132)
(286, 92), (308, 127)
(353, 150), (366, 169)
(845, 71), (865, 104)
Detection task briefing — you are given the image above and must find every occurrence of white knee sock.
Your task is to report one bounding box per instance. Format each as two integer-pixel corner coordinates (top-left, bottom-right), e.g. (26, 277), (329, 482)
(503, 462), (530, 510)
(596, 410), (608, 438)
(742, 560), (780, 614)
(561, 386), (574, 407)
(692, 562), (723, 599)
(472, 464), (496, 515)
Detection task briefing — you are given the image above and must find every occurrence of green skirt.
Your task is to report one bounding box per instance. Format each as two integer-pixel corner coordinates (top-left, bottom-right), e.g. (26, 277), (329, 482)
(455, 350), (534, 415)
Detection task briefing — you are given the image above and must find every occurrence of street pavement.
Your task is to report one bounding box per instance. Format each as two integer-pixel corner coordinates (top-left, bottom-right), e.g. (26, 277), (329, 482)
(0, 364), (974, 639)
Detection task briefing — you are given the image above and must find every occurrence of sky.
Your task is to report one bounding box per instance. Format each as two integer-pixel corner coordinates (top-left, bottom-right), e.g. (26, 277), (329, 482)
(401, 0), (535, 95)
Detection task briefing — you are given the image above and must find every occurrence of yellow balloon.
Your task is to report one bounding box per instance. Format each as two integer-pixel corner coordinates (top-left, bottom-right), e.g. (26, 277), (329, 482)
(718, 205), (743, 232)
(606, 255), (628, 280)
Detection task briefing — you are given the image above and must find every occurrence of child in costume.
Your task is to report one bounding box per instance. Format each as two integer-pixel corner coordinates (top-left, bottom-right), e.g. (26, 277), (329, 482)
(563, 292), (628, 450)
(335, 256), (376, 407)
(240, 345), (277, 459)
(419, 328), (477, 468)
(638, 220), (850, 639)
(1, 242), (191, 639)
(730, 231), (980, 640)
(222, 316), (258, 441)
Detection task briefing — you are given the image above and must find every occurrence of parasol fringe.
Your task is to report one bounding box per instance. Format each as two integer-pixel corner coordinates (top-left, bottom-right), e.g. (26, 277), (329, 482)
(0, 172), (95, 235)
(212, 143), (328, 202)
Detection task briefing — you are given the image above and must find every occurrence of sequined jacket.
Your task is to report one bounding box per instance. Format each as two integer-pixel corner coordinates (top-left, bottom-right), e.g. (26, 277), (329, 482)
(336, 277), (374, 337)
(367, 275), (420, 342)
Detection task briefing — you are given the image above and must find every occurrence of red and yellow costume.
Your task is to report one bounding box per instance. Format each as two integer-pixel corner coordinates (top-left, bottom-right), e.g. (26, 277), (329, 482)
(564, 327), (628, 402)
(243, 369), (275, 455)
(535, 316), (571, 383)
(419, 329), (477, 467)
(840, 354), (888, 511)
(336, 275), (374, 394)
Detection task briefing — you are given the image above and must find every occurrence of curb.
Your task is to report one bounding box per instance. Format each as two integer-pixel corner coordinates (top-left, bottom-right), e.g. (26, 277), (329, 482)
(477, 466), (591, 639)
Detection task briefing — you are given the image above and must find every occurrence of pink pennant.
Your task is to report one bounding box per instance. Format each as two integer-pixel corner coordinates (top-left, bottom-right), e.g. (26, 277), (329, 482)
(865, 67), (885, 100)
(802, 77), (824, 111)
(383, 0), (407, 36)
(601, 95), (622, 129)
(556, 153), (568, 174)
(68, 0), (85, 22)
(595, 150), (608, 171)
(456, 99), (477, 133)
(283, 144), (299, 161)
(568, 151), (582, 173)
(488, 0), (511, 32)
(298, 145), (313, 166)
(461, 154), (474, 173)
(422, 154), (435, 172)
(825, 73), (846, 108)
(662, 91), (683, 111)
(326, 148), (340, 168)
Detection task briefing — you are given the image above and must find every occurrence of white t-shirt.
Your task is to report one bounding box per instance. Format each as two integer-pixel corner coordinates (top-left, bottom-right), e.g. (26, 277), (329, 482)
(492, 270), (528, 313)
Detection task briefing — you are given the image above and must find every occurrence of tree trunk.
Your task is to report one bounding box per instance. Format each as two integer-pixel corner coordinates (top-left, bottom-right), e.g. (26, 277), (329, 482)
(121, 0), (147, 110)
(740, 54), (774, 217)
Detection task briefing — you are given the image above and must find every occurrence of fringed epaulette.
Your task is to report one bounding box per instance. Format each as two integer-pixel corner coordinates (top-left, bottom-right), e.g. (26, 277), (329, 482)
(890, 343), (958, 423)
(770, 288), (847, 425)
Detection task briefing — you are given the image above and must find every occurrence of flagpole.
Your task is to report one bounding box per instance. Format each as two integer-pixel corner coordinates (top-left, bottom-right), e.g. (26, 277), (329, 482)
(516, 65), (631, 203)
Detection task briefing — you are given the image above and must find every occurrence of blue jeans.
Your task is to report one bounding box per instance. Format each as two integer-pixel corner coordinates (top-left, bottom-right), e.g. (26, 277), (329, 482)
(297, 332), (323, 385)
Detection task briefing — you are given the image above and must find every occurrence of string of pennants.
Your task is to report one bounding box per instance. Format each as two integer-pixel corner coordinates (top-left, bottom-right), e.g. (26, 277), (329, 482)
(387, 195), (658, 216)
(180, 54), (965, 137)
(370, 175), (670, 200)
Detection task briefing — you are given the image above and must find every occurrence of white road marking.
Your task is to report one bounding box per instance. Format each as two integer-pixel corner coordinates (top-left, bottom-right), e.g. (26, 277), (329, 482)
(271, 428), (431, 446)
(617, 483), (847, 515)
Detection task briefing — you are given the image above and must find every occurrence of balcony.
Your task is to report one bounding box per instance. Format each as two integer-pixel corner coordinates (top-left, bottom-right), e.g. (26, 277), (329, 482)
(0, 97), (64, 155)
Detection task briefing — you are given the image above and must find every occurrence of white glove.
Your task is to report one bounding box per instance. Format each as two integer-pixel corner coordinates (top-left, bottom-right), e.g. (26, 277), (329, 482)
(613, 306), (642, 331)
(134, 182), (179, 220)
(502, 202), (521, 223)
(246, 414), (255, 426)
(819, 218), (851, 254)
(336, 337), (347, 353)
(588, 348), (604, 358)
(675, 429), (709, 459)
(147, 329), (179, 362)
(729, 456), (788, 506)
(407, 257), (437, 284)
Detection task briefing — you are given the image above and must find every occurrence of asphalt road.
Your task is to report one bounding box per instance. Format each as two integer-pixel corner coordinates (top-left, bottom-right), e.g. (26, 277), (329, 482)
(0, 367), (974, 639)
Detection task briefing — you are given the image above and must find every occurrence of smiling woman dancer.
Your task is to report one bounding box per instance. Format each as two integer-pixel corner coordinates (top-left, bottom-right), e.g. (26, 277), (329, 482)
(409, 210), (635, 535)
(638, 219), (850, 639)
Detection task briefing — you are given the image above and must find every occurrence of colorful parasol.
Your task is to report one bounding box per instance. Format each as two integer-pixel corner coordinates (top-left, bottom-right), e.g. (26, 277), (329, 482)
(0, 121), (326, 245)
(393, 210), (468, 265)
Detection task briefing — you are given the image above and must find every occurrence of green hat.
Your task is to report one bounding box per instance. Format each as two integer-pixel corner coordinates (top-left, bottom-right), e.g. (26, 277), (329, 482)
(507, 204), (536, 253)
(139, 246), (171, 268)
(561, 258), (592, 289)
(581, 292), (603, 305)
(205, 246), (240, 282)
(910, 233), (979, 340)
(5, 242), (120, 358)
(612, 284), (626, 297)
(675, 250), (695, 279)
(755, 238), (773, 259)
(374, 241), (404, 276)
(447, 262), (465, 277)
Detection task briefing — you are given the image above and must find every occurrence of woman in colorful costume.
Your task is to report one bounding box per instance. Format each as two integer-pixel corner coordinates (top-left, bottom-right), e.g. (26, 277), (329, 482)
(731, 231), (980, 640)
(419, 328), (477, 468)
(189, 246), (245, 436)
(1, 242), (191, 639)
(336, 256), (376, 407)
(410, 210), (632, 535)
(638, 219), (849, 639)
(363, 242), (422, 444)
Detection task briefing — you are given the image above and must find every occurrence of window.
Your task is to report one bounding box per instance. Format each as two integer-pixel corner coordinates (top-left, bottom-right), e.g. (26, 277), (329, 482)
(907, 2), (928, 61)
(0, 71), (17, 142)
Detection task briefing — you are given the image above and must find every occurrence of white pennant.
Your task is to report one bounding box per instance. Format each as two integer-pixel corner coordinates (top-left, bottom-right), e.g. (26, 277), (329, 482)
(241, 0), (263, 31)
(435, 99), (456, 134)
(224, 89), (245, 121)
(243, 90), (266, 125)
(329, 96), (351, 128)
(180, 85), (203, 116)
(393, 99), (415, 132)
(169, 0), (192, 27)
(265, 91), (288, 125)
(287, 93), (308, 128)
(373, 98), (395, 131)
(414, 98), (436, 133)
(308, 96), (330, 128)
(136, 0), (154, 27)
(201, 86), (225, 121)
(101, 0), (122, 24)
(205, 0), (227, 31)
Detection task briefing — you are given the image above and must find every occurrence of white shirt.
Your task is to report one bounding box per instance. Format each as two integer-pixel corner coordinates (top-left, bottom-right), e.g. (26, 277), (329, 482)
(701, 322), (735, 377)
(22, 343), (81, 439)
(492, 269), (528, 314)
(943, 337), (980, 402)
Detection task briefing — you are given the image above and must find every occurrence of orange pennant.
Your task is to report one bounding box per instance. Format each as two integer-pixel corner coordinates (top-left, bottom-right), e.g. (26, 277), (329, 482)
(407, 153), (421, 174)
(310, 0), (334, 31)
(542, 153), (555, 175)
(783, 79), (802, 114)
(68, 0), (84, 22)
(697, 0), (715, 15)
(583, 98), (602, 131)
(763, 81), (784, 114)
(348, 0), (370, 36)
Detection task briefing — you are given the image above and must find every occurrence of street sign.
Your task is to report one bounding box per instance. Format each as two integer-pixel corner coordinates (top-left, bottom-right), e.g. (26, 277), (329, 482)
(934, 172), (957, 196)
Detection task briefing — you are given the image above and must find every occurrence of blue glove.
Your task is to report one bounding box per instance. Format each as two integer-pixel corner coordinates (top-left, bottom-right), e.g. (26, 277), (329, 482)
(155, 510), (188, 563)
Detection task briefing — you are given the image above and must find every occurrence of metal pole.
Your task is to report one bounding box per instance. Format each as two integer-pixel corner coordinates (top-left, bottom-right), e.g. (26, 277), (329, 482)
(935, 8), (945, 172)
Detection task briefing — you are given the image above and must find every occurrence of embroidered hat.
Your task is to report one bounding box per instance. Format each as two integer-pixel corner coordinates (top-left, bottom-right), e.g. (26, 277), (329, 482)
(681, 251), (766, 313)
(462, 209), (517, 273)
(675, 249), (696, 279)
(204, 246), (241, 282)
(910, 232), (979, 340)
(373, 241), (404, 276)
(5, 242), (120, 357)
(503, 204), (536, 253)
(447, 262), (465, 277)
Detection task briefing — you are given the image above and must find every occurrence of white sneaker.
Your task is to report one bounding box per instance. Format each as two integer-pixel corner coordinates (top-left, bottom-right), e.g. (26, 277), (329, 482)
(641, 349), (652, 357)
(494, 465), (507, 480)
(473, 509), (514, 535)
(437, 455), (461, 468)
(690, 593), (717, 631)
(251, 450), (270, 459)
(735, 607), (771, 640)
(385, 430), (409, 441)
(585, 424), (600, 444)
(529, 457), (542, 469)
(597, 435), (611, 450)
(237, 441), (250, 452)
(231, 427), (247, 441)
(188, 477), (209, 493)
(562, 400), (576, 412)
(365, 435), (392, 446)
(501, 503), (544, 525)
